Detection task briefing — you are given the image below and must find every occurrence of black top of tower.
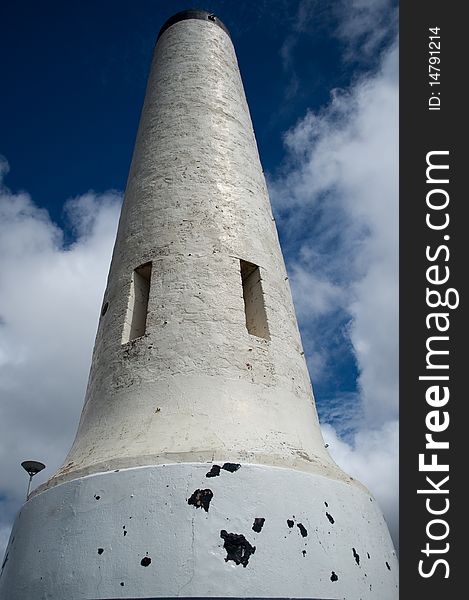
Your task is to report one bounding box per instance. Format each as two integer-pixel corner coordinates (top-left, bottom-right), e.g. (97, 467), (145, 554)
(157, 9), (231, 41)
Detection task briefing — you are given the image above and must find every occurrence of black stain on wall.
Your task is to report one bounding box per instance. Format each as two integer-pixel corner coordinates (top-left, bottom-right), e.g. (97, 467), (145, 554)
(326, 512), (335, 524)
(352, 547), (360, 565)
(140, 556), (152, 567)
(287, 519), (294, 528)
(330, 571), (338, 582)
(220, 530), (256, 567)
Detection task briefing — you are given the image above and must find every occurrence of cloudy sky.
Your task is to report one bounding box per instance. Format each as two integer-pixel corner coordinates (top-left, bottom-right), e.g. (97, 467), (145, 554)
(0, 0), (398, 555)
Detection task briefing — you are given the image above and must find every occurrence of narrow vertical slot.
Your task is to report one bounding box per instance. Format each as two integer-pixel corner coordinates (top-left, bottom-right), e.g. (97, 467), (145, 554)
(122, 262), (152, 344)
(240, 260), (270, 340)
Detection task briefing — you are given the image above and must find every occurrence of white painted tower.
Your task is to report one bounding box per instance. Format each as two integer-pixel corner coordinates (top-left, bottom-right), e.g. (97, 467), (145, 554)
(0, 10), (398, 599)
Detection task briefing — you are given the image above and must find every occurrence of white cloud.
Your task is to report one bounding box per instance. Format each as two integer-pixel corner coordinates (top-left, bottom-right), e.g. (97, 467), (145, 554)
(279, 0), (398, 81)
(0, 164), (121, 557)
(334, 0), (398, 60)
(270, 41), (399, 547)
(279, 0), (317, 70)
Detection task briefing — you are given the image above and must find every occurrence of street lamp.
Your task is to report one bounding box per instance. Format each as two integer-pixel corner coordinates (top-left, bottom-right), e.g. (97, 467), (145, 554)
(21, 460), (46, 499)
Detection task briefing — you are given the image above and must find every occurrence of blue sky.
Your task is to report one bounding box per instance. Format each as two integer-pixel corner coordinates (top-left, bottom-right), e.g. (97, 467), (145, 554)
(0, 0), (398, 554)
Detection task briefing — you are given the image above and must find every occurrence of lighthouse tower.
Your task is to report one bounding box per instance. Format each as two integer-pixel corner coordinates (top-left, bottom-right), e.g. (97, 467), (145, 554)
(0, 10), (398, 599)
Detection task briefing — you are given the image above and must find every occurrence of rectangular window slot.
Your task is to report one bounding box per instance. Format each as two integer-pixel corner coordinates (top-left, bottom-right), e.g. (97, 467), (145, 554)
(240, 260), (270, 340)
(122, 262), (152, 344)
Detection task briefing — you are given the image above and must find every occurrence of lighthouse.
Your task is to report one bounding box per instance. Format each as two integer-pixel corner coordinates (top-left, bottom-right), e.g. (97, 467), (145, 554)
(0, 9), (398, 599)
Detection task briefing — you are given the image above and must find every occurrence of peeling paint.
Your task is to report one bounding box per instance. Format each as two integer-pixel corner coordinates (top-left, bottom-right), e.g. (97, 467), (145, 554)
(252, 518), (265, 533)
(0, 462), (399, 597)
(287, 519), (294, 528)
(206, 465), (221, 478)
(188, 489), (213, 512)
(221, 463), (241, 473)
(297, 523), (308, 537)
(220, 530), (255, 567)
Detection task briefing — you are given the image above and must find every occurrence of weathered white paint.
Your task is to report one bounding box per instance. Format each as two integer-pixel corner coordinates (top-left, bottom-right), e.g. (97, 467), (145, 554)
(38, 14), (339, 489)
(0, 11), (398, 599)
(0, 463), (398, 599)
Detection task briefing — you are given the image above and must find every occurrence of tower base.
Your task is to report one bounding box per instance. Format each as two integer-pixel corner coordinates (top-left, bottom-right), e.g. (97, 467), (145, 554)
(0, 463), (398, 599)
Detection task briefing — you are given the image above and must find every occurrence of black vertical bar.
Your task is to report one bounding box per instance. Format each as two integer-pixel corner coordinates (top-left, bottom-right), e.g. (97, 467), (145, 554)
(400, 1), (463, 596)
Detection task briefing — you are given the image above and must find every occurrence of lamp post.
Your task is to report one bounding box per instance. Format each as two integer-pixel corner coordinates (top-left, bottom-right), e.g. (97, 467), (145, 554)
(21, 460), (46, 499)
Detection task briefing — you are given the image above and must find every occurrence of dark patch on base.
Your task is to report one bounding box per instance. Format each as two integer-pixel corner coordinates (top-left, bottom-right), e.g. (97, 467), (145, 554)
(352, 547), (360, 565)
(324, 501), (328, 507)
(297, 523), (308, 537)
(222, 463), (241, 473)
(94, 494), (101, 500)
(1, 552), (8, 570)
(252, 518), (265, 533)
(330, 571), (338, 582)
(123, 525), (127, 536)
(287, 519), (294, 528)
(367, 552), (371, 559)
(97, 548), (104, 555)
(188, 489), (213, 512)
(325, 512), (334, 524)
(302, 550), (307, 557)
(206, 465), (221, 478)
(386, 561), (391, 570)
(220, 530), (256, 567)
(120, 582), (125, 586)
(140, 556), (152, 567)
